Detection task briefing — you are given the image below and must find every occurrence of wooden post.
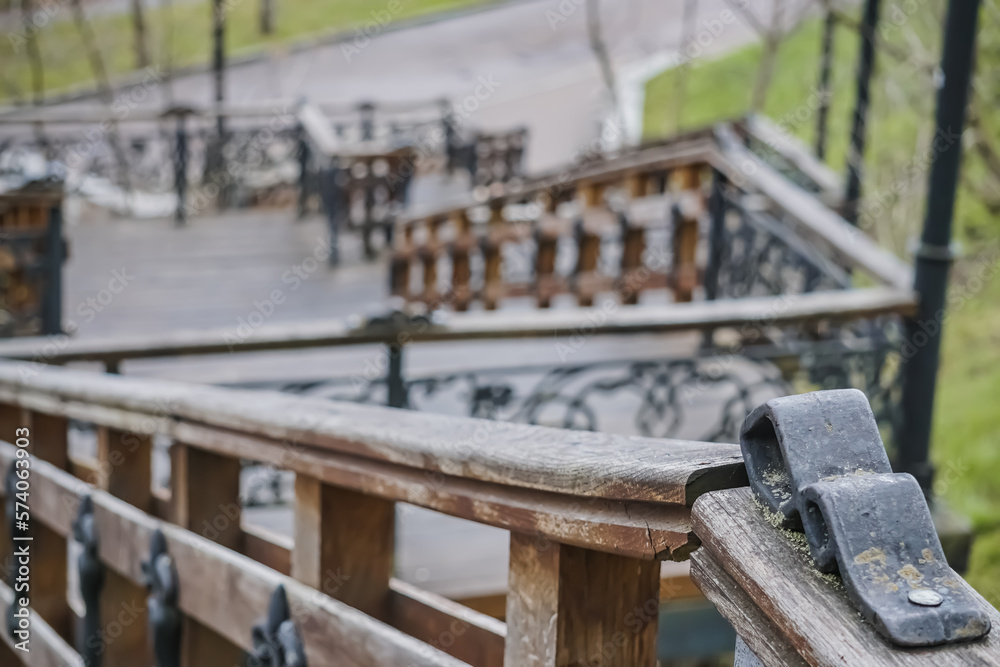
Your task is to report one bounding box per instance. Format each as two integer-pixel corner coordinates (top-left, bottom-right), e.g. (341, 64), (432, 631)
(170, 444), (242, 551)
(422, 218), (443, 305)
(292, 476), (395, 621)
(390, 224), (415, 298)
(31, 413), (68, 471)
(504, 533), (660, 667)
(575, 183), (604, 307)
(97, 427), (152, 512)
(170, 443), (245, 664)
(93, 426), (154, 665)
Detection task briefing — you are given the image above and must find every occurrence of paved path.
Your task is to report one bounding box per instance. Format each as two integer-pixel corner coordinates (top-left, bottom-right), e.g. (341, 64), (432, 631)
(39, 0), (813, 172)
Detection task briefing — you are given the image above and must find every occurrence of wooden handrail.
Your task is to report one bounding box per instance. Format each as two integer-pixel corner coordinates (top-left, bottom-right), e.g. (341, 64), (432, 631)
(691, 488), (1000, 665)
(0, 361), (742, 515)
(0, 286), (915, 366)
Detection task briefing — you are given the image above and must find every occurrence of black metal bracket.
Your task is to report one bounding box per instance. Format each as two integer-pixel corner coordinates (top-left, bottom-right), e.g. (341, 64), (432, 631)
(72, 495), (105, 666)
(249, 584), (307, 667)
(741, 388), (991, 647)
(143, 529), (182, 667)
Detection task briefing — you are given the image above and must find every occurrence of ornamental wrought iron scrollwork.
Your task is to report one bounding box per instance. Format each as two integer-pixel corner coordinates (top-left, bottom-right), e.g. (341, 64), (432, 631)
(244, 319), (903, 449)
(73, 495), (105, 666)
(143, 528), (182, 667)
(712, 183), (851, 299)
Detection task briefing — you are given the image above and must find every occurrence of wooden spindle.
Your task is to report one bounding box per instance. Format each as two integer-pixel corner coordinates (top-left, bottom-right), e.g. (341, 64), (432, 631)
(483, 202), (506, 310)
(671, 167), (703, 303)
(450, 210), (473, 311)
(575, 183), (604, 307)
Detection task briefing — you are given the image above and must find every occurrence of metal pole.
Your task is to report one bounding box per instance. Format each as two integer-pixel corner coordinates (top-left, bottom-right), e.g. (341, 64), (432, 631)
(212, 0), (227, 206)
(42, 202), (63, 335)
(842, 0), (881, 226)
(703, 169), (728, 303)
(296, 122), (310, 220)
(815, 9), (836, 161)
(898, 0), (981, 495)
(174, 113), (188, 226)
(387, 344), (406, 408)
(359, 102), (375, 142)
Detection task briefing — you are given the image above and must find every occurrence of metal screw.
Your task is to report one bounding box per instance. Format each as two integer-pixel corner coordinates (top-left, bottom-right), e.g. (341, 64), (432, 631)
(908, 589), (944, 607)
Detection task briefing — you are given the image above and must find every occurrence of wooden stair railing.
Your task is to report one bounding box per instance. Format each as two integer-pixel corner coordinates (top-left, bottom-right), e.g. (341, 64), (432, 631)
(0, 360), (748, 666)
(0, 364), (997, 665)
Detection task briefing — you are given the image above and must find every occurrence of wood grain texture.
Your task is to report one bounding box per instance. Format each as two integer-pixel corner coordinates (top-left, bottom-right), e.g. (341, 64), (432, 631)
(0, 578), (83, 667)
(504, 533), (660, 667)
(691, 487), (1000, 666)
(292, 478), (394, 620)
(29, 413), (68, 470)
(181, 616), (246, 667)
(0, 442), (470, 667)
(690, 547), (807, 667)
(98, 568), (152, 667)
(390, 579), (506, 667)
(170, 443), (243, 551)
(97, 427), (152, 512)
(170, 422), (699, 561)
(0, 360), (748, 509)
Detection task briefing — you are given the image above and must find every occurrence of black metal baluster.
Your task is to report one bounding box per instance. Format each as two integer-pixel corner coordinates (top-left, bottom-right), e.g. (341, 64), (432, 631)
(73, 495), (104, 666)
(143, 529), (182, 667)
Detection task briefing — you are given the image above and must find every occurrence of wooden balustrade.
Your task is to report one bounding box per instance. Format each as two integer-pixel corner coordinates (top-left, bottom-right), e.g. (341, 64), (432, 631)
(0, 360), (748, 666)
(388, 118), (911, 313)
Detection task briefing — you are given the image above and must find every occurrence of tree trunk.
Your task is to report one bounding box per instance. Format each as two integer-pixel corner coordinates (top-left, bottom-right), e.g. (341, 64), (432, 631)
(131, 0), (151, 70)
(260, 0), (274, 35)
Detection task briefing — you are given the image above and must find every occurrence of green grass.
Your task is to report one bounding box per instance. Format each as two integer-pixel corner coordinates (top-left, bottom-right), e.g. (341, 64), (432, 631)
(644, 3), (1000, 606)
(0, 0), (490, 101)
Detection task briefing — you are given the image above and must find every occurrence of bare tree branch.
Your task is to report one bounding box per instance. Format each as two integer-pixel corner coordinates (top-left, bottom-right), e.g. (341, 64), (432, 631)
(586, 0), (622, 133)
(723, 0), (768, 36)
(69, 0), (133, 194)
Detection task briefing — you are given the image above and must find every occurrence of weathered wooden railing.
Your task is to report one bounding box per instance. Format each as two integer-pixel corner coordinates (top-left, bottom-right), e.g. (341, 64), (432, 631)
(0, 359), (743, 666)
(388, 117), (905, 312)
(0, 363), (996, 665)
